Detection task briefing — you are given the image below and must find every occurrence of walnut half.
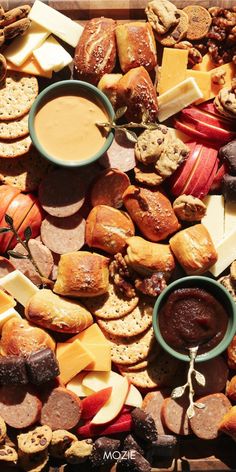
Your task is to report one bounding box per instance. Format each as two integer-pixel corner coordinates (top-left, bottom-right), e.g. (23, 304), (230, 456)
(173, 195), (207, 222)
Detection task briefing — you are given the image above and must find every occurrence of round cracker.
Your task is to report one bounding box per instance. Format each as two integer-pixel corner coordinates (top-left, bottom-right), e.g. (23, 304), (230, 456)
(0, 113), (29, 140)
(96, 298), (153, 337)
(0, 147), (50, 191)
(0, 135), (31, 158)
(103, 327), (155, 365)
(116, 349), (160, 371)
(0, 71), (38, 121)
(83, 282), (139, 319)
(120, 353), (180, 389)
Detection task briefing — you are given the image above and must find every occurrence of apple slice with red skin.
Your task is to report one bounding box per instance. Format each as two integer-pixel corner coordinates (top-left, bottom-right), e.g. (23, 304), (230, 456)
(167, 140), (197, 191)
(174, 118), (211, 142)
(0, 185), (20, 223)
(210, 162), (227, 192)
(195, 158), (219, 199)
(183, 146), (218, 197)
(9, 200), (43, 249)
(180, 113), (236, 144)
(169, 143), (203, 196)
(181, 107), (236, 132)
(91, 376), (130, 426)
(198, 101), (217, 115)
(77, 411), (132, 438)
(81, 387), (113, 420)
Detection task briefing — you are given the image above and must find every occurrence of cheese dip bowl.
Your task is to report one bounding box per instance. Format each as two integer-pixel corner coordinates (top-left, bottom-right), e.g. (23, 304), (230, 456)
(29, 80), (115, 167)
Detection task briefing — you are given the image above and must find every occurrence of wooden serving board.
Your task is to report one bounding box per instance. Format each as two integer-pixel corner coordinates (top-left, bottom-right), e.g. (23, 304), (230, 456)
(3, 1), (236, 471)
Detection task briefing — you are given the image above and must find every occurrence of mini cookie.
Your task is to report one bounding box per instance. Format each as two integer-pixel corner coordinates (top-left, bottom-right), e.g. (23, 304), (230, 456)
(155, 138), (189, 179)
(0, 5), (31, 27)
(49, 429), (77, 459)
(218, 88), (236, 116)
(18, 449), (49, 472)
(214, 94), (236, 119)
(3, 18), (30, 40)
(0, 135), (31, 158)
(105, 326), (155, 365)
(0, 71), (38, 121)
(145, 0), (179, 35)
(134, 164), (163, 187)
(0, 416), (6, 444)
(0, 54), (6, 83)
(0, 444), (18, 462)
(64, 439), (93, 464)
(84, 281), (139, 319)
(97, 298), (153, 337)
(183, 5), (212, 41)
(155, 10), (189, 46)
(135, 127), (168, 165)
(17, 426), (52, 454)
(0, 113), (28, 140)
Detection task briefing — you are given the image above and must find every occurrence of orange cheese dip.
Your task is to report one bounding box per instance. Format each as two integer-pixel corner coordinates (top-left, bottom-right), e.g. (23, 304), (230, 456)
(35, 94), (108, 162)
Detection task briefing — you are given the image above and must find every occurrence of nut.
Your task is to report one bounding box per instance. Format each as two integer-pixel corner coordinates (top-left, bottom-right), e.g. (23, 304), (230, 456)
(212, 68), (226, 85)
(173, 195), (207, 222)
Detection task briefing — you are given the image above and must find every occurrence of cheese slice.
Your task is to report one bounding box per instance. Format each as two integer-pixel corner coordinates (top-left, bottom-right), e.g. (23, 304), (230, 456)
(0, 307), (21, 331)
(5, 21), (50, 66)
(7, 56), (52, 78)
(209, 228), (236, 277)
(224, 201), (236, 235)
(29, 0), (83, 48)
(57, 339), (95, 384)
(158, 48), (188, 95)
(202, 195), (225, 246)
(185, 69), (211, 103)
(0, 270), (39, 307)
(0, 288), (16, 314)
(157, 78), (203, 122)
(33, 36), (72, 72)
(69, 324), (109, 344)
(67, 372), (94, 397)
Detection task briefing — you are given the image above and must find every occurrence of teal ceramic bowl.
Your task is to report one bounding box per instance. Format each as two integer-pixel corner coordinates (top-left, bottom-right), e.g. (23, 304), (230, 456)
(28, 80), (115, 167)
(153, 276), (236, 363)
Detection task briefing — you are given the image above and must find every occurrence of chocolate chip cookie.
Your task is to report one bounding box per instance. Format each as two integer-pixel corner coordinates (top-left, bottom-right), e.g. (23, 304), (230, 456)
(155, 138), (189, 179)
(18, 449), (49, 472)
(183, 5), (212, 41)
(135, 127), (168, 165)
(49, 429), (77, 459)
(219, 87), (236, 115)
(64, 439), (93, 464)
(146, 0), (180, 35)
(17, 426), (52, 454)
(0, 416), (6, 444)
(0, 444), (18, 462)
(134, 163), (163, 186)
(155, 10), (189, 46)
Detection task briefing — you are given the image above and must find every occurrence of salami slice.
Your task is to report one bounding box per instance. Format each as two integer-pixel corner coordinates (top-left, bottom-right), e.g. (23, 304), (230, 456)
(161, 394), (192, 436)
(39, 168), (87, 218)
(193, 356), (229, 396)
(0, 385), (41, 429)
(100, 130), (136, 172)
(40, 213), (85, 255)
(189, 393), (231, 440)
(142, 390), (171, 435)
(90, 168), (130, 208)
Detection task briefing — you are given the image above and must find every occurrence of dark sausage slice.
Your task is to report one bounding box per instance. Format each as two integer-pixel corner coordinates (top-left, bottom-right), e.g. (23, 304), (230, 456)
(0, 385), (42, 429)
(40, 213), (85, 255)
(40, 387), (82, 431)
(90, 168), (130, 209)
(9, 239), (54, 285)
(189, 393), (231, 440)
(142, 389), (171, 435)
(193, 356), (229, 396)
(161, 394), (192, 436)
(100, 130), (136, 172)
(0, 256), (15, 277)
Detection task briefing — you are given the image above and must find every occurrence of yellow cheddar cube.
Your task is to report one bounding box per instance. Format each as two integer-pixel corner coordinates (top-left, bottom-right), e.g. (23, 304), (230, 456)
(56, 339), (94, 384)
(158, 48), (188, 95)
(0, 288), (16, 314)
(185, 70), (211, 103)
(69, 324), (108, 344)
(7, 56), (52, 78)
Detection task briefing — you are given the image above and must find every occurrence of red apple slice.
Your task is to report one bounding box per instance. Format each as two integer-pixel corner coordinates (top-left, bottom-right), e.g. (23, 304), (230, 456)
(181, 114), (236, 144)
(181, 107), (236, 132)
(198, 101), (217, 115)
(81, 387), (113, 420)
(183, 146), (218, 197)
(91, 376), (129, 425)
(9, 200), (43, 249)
(77, 411), (132, 438)
(195, 158), (219, 199)
(174, 118), (209, 142)
(210, 163), (227, 192)
(169, 143), (202, 196)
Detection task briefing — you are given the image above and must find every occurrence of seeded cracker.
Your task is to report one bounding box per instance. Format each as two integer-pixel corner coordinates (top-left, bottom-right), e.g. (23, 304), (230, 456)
(0, 113), (29, 140)
(0, 135), (32, 158)
(97, 298), (153, 337)
(103, 327), (155, 365)
(84, 281), (139, 319)
(0, 71), (38, 121)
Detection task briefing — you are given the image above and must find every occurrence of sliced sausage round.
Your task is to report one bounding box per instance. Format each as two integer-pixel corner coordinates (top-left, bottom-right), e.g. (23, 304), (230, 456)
(39, 168), (87, 218)
(40, 213), (85, 255)
(100, 130), (136, 172)
(0, 256), (15, 277)
(161, 394), (192, 436)
(40, 387), (82, 431)
(142, 389), (171, 435)
(0, 385), (42, 429)
(9, 239), (54, 285)
(193, 356), (229, 396)
(189, 393), (231, 440)
(90, 168), (130, 208)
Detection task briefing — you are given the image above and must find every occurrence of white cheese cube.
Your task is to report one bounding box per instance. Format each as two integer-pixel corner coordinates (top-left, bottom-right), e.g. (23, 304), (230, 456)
(33, 36), (72, 72)
(5, 21), (50, 66)
(0, 270), (39, 307)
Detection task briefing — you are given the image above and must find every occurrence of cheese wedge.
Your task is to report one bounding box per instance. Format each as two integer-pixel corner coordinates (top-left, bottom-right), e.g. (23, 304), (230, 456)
(33, 36), (72, 72)
(202, 195), (225, 246)
(57, 340), (95, 384)
(29, 0), (83, 47)
(209, 228), (236, 277)
(0, 270), (39, 307)
(157, 78), (203, 122)
(158, 48), (188, 95)
(185, 69), (211, 103)
(5, 21), (50, 66)
(224, 201), (236, 235)
(7, 56), (52, 78)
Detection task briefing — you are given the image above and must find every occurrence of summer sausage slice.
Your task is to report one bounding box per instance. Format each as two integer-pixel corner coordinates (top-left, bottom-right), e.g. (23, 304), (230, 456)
(0, 385), (42, 429)
(142, 390), (171, 435)
(161, 394), (192, 436)
(40, 387), (82, 431)
(189, 393), (231, 440)
(40, 213), (85, 255)
(100, 130), (136, 172)
(193, 356), (229, 396)
(9, 239), (54, 285)
(90, 168), (130, 208)
(0, 256), (15, 277)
